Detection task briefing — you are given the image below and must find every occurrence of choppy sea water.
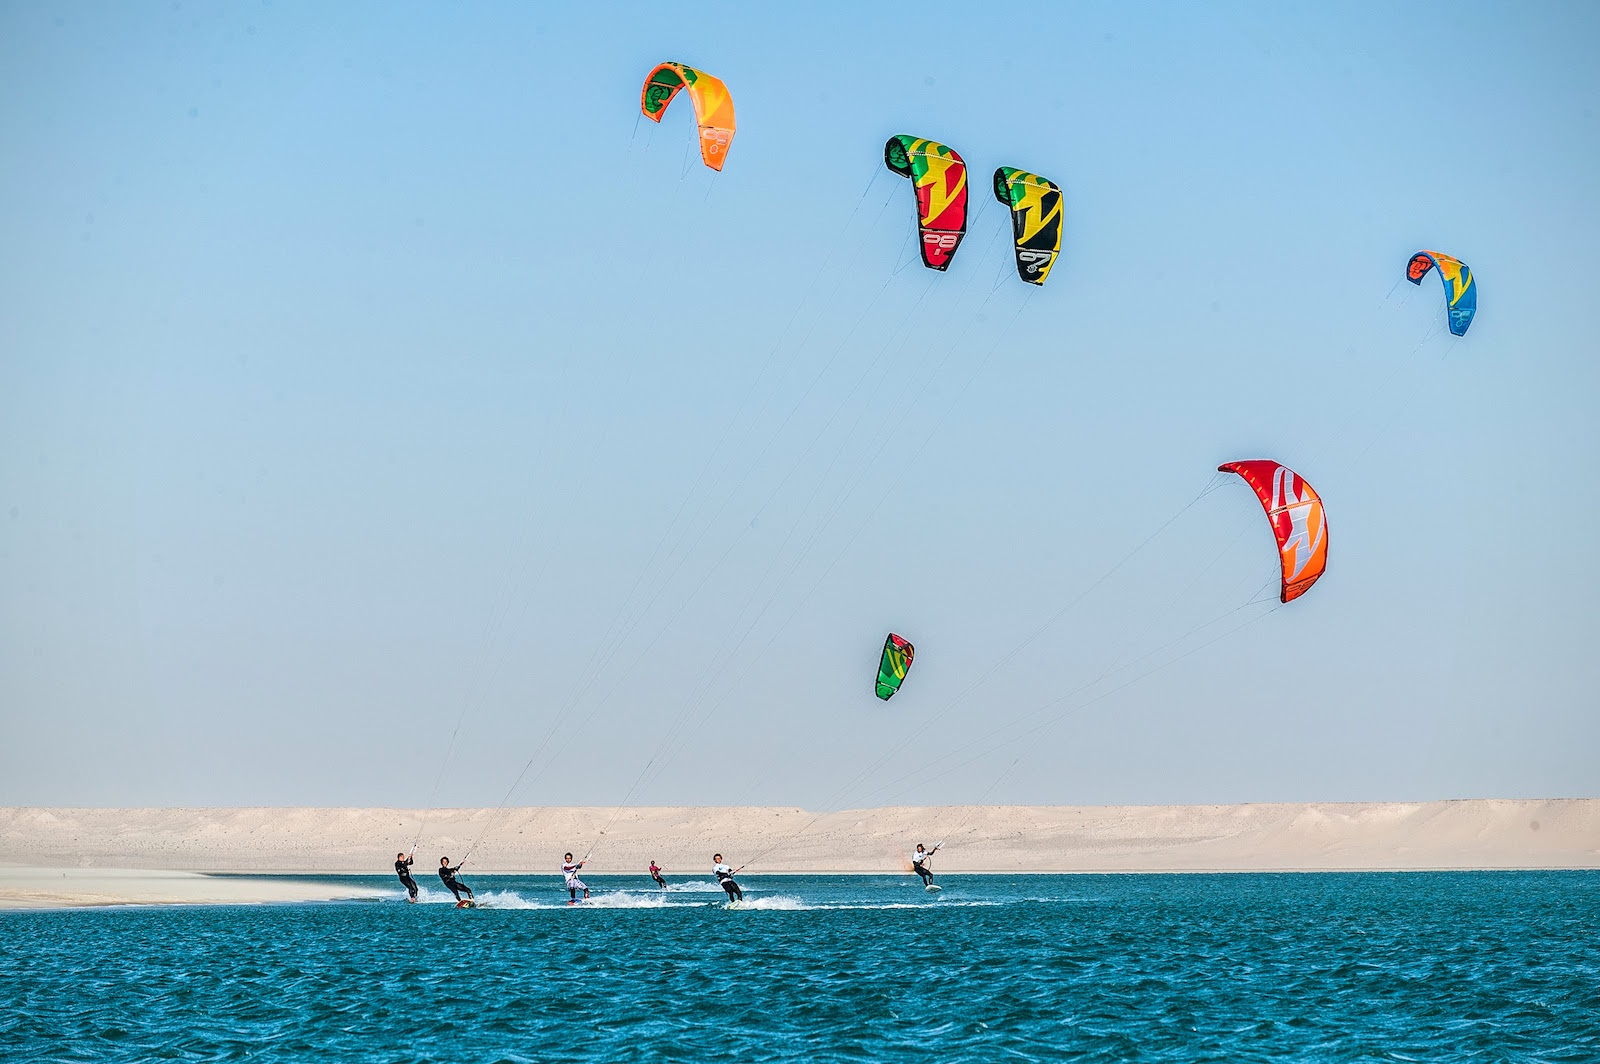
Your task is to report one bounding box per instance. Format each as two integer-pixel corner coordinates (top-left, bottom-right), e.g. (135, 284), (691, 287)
(4, 872), (1597, 1062)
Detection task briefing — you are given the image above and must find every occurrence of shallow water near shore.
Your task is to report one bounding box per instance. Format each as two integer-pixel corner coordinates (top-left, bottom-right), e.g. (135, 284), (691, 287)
(4, 871), (1597, 1062)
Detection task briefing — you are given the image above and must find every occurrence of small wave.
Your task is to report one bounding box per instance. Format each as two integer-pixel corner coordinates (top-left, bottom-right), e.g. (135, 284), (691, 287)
(659, 880), (726, 893)
(457, 890), (545, 910)
(816, 900), (1004, 910)
(580, 893), (668, 909)
(720, 897), (1005, 912)
(725, 895), (806, 911)
(464, 889), (718, 911)
(578, 891), (708, 909)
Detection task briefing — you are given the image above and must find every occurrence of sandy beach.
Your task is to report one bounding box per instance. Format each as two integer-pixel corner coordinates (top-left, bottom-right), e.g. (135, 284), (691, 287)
(2, 800), (1594, 906)
(0, 866), (388, 910)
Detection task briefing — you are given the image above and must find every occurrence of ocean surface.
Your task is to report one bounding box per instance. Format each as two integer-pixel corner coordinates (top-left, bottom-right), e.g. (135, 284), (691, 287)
(3, 871), (1597, 1062)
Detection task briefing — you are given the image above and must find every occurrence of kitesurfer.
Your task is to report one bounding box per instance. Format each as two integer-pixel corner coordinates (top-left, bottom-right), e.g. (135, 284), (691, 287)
(712, 854), (743, 902)
(562, 853), (590, 901)
(438, 857), (473, 903)
(649, 860), (667, 890)
(911, 842), (940, 887)
(394, 851), (418, 902)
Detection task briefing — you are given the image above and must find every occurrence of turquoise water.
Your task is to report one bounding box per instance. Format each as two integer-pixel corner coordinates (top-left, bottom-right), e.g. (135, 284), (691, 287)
(4, 872), (1597, 1062)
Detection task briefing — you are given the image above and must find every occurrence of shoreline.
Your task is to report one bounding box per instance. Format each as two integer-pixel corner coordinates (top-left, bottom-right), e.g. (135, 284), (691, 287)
(7, 864), (1595, 913)
(187, 866), (1600, 876)
(0, 867), (388, 910)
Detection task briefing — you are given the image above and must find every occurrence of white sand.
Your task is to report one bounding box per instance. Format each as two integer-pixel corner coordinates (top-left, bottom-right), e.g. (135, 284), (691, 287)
(1, 800), (1595, 893)
(0, 866), (387, 910)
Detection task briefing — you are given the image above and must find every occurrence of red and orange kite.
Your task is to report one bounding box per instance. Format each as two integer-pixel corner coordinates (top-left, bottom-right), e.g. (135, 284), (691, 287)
(1219, 460), (1328, 603)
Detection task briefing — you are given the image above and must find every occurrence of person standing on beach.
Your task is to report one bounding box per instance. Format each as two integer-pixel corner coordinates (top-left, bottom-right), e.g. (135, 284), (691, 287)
(562, 853), (590, 901)
(712, 854), (743, 902)
(438, 857), (473, 903)
(649, 860), (667, 890)
(911, 842), (940, 887)
(394, 851), (418, 901)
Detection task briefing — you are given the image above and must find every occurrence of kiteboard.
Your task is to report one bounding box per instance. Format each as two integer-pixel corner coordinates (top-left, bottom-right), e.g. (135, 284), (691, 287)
(925, 885), (942, 893)
(456, 899), (477, 909)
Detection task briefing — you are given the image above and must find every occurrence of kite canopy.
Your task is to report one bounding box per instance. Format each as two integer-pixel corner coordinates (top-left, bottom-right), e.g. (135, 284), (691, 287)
(1406, 250), (1476, 336)
(992, 167), (1063, 285)
(1218, 461), (1328, 604)
(876, 633), (915, 700)
(640, 62), (736, 171)
(884, 136), (968, 271)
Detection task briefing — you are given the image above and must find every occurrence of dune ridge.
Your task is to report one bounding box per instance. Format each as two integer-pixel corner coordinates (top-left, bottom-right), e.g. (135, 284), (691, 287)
(2, 800), (1595, 876)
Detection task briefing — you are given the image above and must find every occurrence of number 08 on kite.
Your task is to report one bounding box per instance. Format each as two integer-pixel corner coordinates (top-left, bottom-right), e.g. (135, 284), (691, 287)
(640, 62), (736, 172)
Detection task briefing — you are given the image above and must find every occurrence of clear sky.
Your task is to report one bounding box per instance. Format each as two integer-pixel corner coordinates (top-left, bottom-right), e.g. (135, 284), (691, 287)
(2, 2), (1597, 809)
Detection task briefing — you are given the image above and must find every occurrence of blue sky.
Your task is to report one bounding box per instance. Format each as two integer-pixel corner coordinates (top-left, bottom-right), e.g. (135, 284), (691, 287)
(2, 2), (1596, 808)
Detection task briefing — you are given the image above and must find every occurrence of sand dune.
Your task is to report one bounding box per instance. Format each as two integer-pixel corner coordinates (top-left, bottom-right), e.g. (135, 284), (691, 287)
(2, 800), (1595, 880)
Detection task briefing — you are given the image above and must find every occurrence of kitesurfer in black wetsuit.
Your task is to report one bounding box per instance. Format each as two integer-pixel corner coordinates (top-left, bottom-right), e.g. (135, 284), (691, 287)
(394, 851), (418, 901)
(712, 853), (743, 902)
(911, 842), (940, 887)
(438, 857), (473, 902)
(649, 860), (667, 890)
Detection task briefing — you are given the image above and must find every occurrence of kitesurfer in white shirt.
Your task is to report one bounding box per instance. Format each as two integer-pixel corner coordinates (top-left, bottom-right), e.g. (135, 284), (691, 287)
(712, 853), (743, 902)
(562, 853), (590, 901)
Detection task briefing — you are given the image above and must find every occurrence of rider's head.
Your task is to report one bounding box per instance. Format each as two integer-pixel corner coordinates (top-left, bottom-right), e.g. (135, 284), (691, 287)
(565, 853), (574, 861)
(713, 853), (723, 862)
